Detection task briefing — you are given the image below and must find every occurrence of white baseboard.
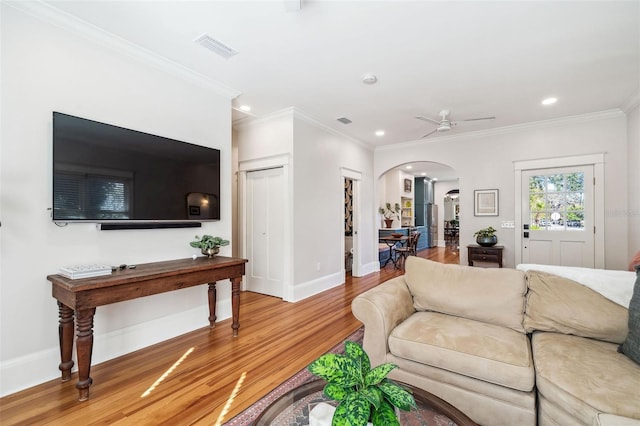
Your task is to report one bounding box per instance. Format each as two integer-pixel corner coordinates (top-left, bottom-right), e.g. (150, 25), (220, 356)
(0, 300), (232, 398)
(292, 270), (344, 302)
(357, 261), (380, 276)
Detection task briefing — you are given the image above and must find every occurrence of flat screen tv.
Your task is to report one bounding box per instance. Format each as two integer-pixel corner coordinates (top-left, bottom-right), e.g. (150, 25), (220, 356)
(52, 112), (220, 225)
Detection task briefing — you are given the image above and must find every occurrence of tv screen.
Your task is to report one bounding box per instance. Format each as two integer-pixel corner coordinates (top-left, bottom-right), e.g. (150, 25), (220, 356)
(52, 112), (220, 223)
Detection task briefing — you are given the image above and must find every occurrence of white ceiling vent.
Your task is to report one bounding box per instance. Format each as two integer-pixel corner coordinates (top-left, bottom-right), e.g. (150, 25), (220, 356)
(194, 34), (238, 59)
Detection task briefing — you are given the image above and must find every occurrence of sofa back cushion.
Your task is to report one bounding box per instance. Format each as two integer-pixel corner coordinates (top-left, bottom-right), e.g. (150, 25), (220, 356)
(524, 270), (629, 343)
(404, 257), (527, 332)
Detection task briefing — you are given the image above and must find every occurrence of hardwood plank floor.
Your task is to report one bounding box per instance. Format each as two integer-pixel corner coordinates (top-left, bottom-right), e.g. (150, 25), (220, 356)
(0, 247), (459, 425)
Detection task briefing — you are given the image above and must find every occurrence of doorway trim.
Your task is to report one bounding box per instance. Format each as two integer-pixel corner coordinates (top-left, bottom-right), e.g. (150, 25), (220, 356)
(341, 167), (362, 277)
(514, 153), (605, 268)
(238, 154), (294, 301)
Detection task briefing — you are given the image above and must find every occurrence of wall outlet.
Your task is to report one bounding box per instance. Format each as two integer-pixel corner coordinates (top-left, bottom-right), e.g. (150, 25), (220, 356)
(501, 221), (515, 228)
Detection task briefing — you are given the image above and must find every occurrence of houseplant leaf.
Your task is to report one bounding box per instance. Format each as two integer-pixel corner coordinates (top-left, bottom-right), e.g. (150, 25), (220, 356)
(344, 341), (371, 375)
(378, 380), (417, 411)
(308, 354), (360, 386)
(332, 392), (370, 426)
(324, 383), (349, 401)
(365, 363), (397, 386)
(360, 386), (382, 410)
(371, 400), (400, 426)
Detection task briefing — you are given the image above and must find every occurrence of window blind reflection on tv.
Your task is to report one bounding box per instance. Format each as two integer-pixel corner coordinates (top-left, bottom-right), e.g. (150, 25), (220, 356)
(52, 112), (221, 222)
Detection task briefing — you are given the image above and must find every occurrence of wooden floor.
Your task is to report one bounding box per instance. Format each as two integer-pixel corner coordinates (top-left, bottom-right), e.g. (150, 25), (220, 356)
(0, 247), (459, 426)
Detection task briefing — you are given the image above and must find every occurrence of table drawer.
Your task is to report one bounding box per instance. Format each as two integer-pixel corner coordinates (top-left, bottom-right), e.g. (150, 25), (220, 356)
(470, 253), (500, 263)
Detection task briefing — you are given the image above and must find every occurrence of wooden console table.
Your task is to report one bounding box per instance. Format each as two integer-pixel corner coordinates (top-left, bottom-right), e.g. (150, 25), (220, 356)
(47, 256), (247, 401)
(467, 244), (504, 268)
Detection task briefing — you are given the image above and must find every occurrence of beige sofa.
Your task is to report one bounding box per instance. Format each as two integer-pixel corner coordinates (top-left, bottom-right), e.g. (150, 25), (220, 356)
(351, 257), (640, 426)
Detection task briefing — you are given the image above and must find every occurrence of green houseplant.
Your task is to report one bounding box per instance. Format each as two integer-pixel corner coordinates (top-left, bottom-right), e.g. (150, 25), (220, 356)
(378, 203), (401, 228)
(189, 235), (229, 257)
(307, 340), (416, 426)
(473, 226), (497, 247)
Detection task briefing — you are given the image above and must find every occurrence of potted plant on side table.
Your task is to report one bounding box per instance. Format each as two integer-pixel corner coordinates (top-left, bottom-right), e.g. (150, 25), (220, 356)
(473, 226), (497, 247)
(307, 340), (416, 426)
(189, 235), (229, 257)
(378, 203), (401, 228)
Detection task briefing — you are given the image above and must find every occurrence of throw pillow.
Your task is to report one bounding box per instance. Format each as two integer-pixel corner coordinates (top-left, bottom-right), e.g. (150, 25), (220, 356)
(619, 266), (640, 365)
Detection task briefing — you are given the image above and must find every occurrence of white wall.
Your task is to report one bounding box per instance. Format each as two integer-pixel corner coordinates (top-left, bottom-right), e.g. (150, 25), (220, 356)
(235, 109), (375, 300)
(0, 6), (234, 396)
(292, 113), (375, 289)
(375, 111), (629, 269)
(626, 103), (640, 257)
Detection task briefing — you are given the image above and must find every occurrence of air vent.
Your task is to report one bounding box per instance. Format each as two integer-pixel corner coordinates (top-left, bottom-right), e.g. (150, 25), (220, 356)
(336, 117), (352, 124)
(194, 34), (238, 59)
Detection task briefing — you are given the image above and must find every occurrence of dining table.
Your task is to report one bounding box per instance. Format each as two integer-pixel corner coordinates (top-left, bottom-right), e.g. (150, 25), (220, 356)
(378, 235), (409, 269)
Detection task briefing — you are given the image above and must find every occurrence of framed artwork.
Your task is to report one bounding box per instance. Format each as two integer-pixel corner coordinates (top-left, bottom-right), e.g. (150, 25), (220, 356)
(404, 178), (412, 193)
(474, 189), (499, 216)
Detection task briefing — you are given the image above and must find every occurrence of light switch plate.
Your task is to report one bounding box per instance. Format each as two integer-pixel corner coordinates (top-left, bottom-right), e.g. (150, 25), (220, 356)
(501, 221), (515, 228)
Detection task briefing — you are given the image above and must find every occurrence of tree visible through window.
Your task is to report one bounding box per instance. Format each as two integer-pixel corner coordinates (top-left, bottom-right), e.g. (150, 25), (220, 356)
(529, 172), (584, 230)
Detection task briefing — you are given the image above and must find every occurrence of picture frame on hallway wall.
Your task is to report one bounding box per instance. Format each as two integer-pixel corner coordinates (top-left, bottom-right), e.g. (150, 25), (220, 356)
(474, 189), (499, 216)
(404, 178), (412, 193)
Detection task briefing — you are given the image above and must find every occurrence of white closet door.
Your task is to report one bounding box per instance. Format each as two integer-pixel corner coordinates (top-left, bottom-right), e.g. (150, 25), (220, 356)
(245, 167), (284, 297)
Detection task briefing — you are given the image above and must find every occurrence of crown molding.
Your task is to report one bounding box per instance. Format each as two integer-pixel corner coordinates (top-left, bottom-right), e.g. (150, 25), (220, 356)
(376, 109), (625, 152)
(234, 106), (372, 151)
(620, 90), (640, 113)
(5, 0), (241, 99)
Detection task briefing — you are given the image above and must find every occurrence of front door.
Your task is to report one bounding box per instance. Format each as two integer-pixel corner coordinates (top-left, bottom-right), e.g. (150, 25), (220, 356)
(245, 167), (284, 297)
(521, 165), (595, 267)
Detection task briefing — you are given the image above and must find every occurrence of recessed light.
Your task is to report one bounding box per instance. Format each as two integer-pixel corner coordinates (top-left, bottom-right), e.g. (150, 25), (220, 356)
(406, 165), (413, 170)
(239, 105), (251, 112)
(362, 74), (378, 85)
(542, 97), (557, 106)
(421, 172), (427, 176)
(375, 130), (385, 137)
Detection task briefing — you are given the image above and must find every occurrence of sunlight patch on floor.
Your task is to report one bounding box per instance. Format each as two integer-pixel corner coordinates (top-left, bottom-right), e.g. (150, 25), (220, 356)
(214, 371), (247, 426)
(140, 347), (195, 398)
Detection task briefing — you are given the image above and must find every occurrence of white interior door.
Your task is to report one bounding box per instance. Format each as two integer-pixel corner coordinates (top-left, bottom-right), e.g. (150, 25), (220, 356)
(245, 167), (284, 297)
(521, 165), (595, 267)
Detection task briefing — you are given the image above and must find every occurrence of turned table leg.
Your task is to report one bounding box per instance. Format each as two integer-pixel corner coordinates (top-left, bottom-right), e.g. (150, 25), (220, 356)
(75, 308), (96, 401)
(231, 276), (241, 337)
(208, 282), (217, 328)
(57, 302), (75, 381)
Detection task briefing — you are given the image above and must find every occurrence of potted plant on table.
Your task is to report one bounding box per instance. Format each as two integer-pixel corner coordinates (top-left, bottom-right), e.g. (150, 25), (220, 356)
(378, 203), (401, 228)
(473, 226), (497, 247)
(307, 340), (416, 426)
(189, 235), (229, 257)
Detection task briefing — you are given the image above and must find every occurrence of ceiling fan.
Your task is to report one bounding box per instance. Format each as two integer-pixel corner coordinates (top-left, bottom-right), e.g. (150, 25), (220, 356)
(416, 109), (496, 138)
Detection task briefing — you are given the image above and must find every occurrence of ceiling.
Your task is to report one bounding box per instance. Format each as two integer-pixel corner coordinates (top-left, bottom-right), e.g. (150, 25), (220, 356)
(35, 1), (640, 151)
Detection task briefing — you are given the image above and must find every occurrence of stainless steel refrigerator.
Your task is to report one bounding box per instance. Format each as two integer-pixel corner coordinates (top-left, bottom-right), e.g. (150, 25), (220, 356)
(425, 204), (438, 248)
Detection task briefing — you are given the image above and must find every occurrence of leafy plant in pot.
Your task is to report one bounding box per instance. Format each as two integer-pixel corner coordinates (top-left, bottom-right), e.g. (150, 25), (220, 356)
(473, 226), (498, 247)
(307, 340), (416, 426)
(189, 235), (229, 257)
(378, 203), (400, 228)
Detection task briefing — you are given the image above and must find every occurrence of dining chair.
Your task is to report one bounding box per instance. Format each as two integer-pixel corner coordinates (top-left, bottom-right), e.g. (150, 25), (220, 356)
(395, 232), (420, 269)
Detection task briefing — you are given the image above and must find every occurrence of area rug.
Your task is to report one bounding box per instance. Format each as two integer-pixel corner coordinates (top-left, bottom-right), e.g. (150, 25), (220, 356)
(225, 327), (364, 426)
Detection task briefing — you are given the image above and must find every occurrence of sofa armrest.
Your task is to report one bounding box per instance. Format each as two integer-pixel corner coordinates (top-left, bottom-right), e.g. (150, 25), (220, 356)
(351, 276), (415, 366)
(594, 414), (640, 426)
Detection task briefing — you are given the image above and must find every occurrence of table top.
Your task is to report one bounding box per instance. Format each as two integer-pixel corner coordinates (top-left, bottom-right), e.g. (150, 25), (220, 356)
(47, 256), (248, 292)
(254, 379), (477, 425)
(379, 235), (409, 242)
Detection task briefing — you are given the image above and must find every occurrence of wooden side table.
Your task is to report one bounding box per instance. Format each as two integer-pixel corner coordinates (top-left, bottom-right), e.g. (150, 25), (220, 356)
(467, 245), (504, 268)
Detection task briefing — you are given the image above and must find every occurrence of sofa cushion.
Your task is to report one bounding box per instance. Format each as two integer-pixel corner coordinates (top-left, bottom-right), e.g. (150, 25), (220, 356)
(619, 267), (640, 365)
(532, 332), (640, 421)
(388, 311), (534, 391)
(404, 257), (527, 332)
(524, 270), (629, 344)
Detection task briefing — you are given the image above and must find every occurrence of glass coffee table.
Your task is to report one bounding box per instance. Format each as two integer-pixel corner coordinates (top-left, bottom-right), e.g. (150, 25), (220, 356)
(253, 379), (478, 425)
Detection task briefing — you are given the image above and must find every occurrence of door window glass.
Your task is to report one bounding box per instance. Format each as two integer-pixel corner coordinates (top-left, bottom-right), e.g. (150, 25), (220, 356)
(529, 172), (584, 230)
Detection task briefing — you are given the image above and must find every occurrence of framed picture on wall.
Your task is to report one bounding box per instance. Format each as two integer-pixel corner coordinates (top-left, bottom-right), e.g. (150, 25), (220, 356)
(474, 189), (499, 216)
(404, 178), (412, 193)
